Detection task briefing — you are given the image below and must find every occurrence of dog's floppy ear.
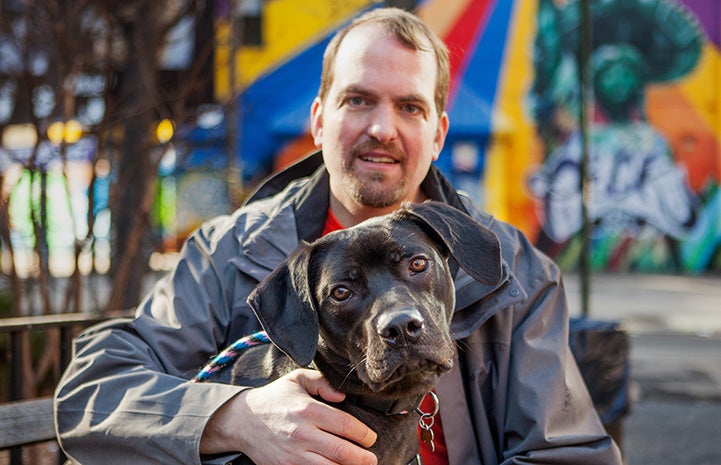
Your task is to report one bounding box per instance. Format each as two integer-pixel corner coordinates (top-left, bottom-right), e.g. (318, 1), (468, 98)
(399, 201), (502, 284)
(246, 242), (319, 367)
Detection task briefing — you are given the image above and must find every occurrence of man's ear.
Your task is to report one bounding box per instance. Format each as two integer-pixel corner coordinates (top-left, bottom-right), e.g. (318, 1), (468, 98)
(310, 97), (323, 147)
(247, 242), (319, 367)
(432, 111), (449, 161)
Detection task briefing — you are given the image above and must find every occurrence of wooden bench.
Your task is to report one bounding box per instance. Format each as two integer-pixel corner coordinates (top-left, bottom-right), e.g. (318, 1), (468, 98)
(0, 397), (56, 449)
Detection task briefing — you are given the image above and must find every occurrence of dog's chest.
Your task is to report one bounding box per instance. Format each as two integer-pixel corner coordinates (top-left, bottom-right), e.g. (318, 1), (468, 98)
(342, 401), (421, 465)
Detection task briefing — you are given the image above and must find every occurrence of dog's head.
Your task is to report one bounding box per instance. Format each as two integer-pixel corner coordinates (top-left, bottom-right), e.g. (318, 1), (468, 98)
(247, 201), (501, 399)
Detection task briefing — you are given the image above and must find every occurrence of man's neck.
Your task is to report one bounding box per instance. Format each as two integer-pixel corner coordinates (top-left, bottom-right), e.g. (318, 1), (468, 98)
(329, 192), (428, 228)
(328, 198), (393, 228)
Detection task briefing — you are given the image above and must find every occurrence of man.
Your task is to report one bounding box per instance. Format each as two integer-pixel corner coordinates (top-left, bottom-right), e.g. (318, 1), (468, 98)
(55, 7), (622, 465)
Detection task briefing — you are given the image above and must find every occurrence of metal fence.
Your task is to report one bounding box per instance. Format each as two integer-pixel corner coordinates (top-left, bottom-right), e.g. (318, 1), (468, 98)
(0, 311), (132, 465)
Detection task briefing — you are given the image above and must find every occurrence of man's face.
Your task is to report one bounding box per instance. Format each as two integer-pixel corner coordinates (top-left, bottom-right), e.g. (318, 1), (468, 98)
(311, 23), (449, 217)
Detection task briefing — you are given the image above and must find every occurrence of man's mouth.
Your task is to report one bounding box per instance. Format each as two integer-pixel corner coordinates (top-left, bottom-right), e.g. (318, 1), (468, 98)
(360, 154), (398, 164)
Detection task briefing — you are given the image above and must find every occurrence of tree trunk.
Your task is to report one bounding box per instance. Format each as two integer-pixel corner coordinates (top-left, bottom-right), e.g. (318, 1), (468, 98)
(108, 8), (162, 311)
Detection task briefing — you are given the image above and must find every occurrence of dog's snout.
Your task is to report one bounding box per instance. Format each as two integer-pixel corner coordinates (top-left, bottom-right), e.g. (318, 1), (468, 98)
(378, 310), (425, 345)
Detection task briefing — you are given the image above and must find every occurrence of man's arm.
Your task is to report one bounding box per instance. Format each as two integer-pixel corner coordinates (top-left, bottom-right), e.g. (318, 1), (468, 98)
(54, 317), (245, 464)
(54, 219), (377, 465)
(55, 323), (377, 465)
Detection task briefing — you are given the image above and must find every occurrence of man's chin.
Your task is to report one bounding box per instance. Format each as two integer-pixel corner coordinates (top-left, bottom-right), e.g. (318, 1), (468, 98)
(353, 186), (405, 209)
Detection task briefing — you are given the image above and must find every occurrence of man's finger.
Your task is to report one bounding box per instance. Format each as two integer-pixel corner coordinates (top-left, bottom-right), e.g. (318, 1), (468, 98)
(293, 369), (346, 403)
(293, 370), (378, 449)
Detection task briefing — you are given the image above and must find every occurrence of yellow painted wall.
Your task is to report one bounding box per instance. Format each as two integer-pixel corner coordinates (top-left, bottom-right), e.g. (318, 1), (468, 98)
(215, 0), (373, 101)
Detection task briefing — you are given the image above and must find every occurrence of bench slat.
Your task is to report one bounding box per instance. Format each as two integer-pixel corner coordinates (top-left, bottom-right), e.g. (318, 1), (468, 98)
(0, 398), (56, 449)
(0, 310), (134, 333)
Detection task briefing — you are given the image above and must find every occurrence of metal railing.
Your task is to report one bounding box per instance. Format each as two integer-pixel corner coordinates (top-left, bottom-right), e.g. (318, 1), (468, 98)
(0, 311), (132, 465)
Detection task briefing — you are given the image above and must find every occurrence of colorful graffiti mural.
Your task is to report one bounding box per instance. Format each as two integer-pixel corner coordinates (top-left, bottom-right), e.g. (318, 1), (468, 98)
(426, 0), (721, 273)
(525, 0), (720, 273)
(209, 0), (720, 273)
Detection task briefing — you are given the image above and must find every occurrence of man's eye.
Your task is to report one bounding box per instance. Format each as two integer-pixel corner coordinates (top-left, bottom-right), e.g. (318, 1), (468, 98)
(409, 257), (428, 273)
(331, 286), (352, 301)
(347, 96), (366, 106)
(402, 103), (421, 114)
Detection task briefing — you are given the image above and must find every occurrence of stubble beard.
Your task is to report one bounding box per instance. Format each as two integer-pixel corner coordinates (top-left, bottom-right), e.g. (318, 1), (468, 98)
(345, 169), (407, 208)
(342, 140), (407, 208)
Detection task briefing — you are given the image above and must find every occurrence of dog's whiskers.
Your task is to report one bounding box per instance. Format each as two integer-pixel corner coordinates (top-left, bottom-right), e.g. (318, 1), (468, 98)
(339, 357), (365, 390)
(455, 339), (470, 353)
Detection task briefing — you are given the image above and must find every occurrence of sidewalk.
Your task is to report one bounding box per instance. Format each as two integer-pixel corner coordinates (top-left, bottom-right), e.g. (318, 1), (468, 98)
(564, 272), (721, 465)
(564, 272), (721, 336)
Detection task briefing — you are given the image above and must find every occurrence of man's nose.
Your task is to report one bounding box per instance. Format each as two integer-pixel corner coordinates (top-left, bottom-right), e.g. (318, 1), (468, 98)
(367, 104), (399, 143)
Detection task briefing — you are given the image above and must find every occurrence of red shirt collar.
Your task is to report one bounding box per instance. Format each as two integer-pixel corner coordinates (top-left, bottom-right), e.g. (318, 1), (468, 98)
(322, 208), (345, 236)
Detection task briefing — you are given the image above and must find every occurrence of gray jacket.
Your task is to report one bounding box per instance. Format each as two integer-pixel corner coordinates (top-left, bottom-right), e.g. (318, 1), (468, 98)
(54, 152), (622, 464)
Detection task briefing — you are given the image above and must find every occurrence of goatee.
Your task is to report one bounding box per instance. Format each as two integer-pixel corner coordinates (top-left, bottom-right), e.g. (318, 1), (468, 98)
(344, 141), (407, 208)
(348, 172), (407, 208)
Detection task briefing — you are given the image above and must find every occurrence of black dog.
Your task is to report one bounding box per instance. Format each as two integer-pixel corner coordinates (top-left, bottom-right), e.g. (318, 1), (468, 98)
(227, 201), (501, 465)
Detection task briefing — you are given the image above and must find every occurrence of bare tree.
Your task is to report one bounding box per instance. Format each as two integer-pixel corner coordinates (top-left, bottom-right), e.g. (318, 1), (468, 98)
(0, 0), (216, 398)
(102, 0), (216, 311)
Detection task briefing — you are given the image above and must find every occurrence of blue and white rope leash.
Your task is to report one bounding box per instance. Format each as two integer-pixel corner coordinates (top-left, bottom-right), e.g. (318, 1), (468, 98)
(193, 331), (270, 383)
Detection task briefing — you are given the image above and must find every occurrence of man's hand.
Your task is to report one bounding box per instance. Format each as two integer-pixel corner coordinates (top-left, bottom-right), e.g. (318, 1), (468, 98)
(200, 369), (378, 465)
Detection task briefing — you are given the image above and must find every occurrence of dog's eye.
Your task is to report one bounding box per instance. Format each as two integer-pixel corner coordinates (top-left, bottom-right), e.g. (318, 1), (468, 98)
(409, 257), (428, 273)
(331, 286), (352, 301)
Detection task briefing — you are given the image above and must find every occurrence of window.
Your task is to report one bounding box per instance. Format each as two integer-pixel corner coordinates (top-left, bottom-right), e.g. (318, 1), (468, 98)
(235, 0), (262, 46)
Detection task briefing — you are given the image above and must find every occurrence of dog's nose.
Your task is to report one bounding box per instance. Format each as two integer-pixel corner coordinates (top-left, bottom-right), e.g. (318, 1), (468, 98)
(378, 310), (425, 345)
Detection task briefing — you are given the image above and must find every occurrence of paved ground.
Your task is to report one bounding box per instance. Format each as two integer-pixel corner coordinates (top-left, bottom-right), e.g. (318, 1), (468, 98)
(565, 272), (721, 336)
(625, 398), (721, 465)
(565, 273), (721, 465)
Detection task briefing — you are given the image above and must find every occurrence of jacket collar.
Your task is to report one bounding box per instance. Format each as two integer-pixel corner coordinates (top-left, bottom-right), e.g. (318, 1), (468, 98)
(243, 150), (472, 242)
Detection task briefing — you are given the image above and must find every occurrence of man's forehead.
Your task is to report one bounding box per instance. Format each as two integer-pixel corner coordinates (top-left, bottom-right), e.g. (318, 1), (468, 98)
(329, 24), (436, 99)
(335, 23), (435, 69)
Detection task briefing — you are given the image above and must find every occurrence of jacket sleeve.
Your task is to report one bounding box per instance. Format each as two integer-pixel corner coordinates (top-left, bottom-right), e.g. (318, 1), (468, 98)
(501, 253), (623, 464)
(54, 217), (261, 465)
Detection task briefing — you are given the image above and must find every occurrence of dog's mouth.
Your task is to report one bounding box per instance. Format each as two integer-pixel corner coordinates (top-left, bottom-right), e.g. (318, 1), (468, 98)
(359, 352), (454, 394)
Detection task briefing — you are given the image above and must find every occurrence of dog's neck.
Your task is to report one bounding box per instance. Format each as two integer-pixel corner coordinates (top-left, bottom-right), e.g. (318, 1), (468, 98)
(312, 351), (436, 465)
(339, 395), (428, 465)
(344, 391), (426, 416)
